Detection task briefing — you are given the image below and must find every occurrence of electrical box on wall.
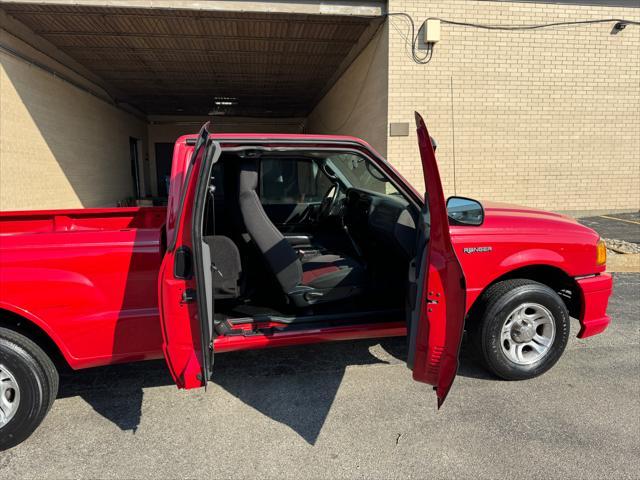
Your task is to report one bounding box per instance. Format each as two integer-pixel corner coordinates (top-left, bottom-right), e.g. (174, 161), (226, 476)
(389, 123), (410, 136)
(424, 19), (441, 43)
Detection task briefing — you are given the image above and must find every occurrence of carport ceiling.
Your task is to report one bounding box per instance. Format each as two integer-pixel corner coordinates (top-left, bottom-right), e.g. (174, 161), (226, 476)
(3, 4), (383, 117)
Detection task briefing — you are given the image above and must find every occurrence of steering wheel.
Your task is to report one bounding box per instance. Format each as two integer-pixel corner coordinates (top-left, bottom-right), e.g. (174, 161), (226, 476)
(317, 183), (340, 221)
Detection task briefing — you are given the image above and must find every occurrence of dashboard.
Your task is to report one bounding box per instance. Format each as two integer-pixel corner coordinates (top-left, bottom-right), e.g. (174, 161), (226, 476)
(344, 188), (418, 259)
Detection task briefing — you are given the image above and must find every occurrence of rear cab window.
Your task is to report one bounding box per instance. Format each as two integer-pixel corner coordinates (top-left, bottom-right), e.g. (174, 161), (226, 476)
(259, 158), (332, 204)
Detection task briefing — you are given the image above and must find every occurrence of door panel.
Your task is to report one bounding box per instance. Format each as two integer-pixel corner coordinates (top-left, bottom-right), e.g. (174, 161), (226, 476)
(158, 254), (204, 388)
(158, 124), (219, 389)
(409, 112), (466, 407)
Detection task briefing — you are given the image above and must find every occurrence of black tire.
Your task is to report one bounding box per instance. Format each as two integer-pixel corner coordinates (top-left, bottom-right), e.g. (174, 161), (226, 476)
(468, 279), (570, 380)
(0, 327), (59, 451)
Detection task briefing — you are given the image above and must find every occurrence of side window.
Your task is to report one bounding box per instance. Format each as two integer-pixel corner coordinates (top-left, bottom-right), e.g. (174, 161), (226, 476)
(260, 158), (331, 204)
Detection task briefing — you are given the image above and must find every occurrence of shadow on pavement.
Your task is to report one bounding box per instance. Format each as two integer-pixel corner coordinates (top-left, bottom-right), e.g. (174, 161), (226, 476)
(57, 360), (172, 432)
(57, 337), (493, 443)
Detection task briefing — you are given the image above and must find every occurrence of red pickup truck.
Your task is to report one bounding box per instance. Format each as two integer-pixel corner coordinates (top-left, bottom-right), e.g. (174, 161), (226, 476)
(0, 114), (612, 450)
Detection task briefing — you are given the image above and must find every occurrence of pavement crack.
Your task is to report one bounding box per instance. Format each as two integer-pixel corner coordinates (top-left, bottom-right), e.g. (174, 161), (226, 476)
(395, 433), (402, 446)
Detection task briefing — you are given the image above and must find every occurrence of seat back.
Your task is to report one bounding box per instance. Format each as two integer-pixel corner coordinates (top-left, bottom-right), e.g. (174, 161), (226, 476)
(203, 235), (243, 299)
(238, 159), (302, 293)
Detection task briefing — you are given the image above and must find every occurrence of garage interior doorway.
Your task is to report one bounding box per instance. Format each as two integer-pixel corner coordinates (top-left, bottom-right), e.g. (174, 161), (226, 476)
(154, 143), (174, 200)
(129, 137), (143, 199)
(1, 1), (387, 206)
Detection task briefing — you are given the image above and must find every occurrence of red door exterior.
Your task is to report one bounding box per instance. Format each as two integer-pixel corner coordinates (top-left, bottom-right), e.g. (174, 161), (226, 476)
(158, 124), (214, 389)
(410, 112), (467, 407)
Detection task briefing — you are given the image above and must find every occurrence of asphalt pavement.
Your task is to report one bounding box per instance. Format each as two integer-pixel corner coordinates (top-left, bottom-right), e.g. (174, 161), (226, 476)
(0, 273), (638, 479)
(579, 212), (640, 245)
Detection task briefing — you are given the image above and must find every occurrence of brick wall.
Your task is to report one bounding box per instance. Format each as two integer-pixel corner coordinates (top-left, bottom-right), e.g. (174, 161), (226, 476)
(1, 31), (147, 211)
(387, 1), (640, 213)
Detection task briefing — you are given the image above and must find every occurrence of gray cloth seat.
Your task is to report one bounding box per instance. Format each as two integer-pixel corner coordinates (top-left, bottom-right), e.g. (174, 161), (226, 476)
(203, 235), (243, 299)
(238, 159), (366, 307)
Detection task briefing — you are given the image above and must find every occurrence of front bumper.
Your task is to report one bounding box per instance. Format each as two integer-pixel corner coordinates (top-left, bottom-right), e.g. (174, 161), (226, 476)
(576, 273), (613, 338)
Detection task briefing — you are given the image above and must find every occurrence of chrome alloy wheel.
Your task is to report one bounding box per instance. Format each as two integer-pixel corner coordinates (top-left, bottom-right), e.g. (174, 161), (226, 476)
(500, 303), (556, 365)
(0, 363), (20, 428)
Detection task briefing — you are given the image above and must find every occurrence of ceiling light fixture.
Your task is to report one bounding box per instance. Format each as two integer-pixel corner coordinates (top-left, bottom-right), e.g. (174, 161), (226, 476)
(213, 96), (238, 106)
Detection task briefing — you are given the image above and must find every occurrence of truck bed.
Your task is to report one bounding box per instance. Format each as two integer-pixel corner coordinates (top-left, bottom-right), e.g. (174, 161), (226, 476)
(0, 207), (166, 235)
(0, 207), (167, 369)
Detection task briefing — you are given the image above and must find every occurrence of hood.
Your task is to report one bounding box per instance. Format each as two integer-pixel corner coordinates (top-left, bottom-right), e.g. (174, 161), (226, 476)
(482, 201), (577, 224)
(477, 201), (599, 240)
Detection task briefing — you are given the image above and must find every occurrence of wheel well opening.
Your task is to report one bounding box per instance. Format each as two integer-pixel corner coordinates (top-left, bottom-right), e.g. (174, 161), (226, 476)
(469, 265), (581, 322)
(0, 309), (70, 372)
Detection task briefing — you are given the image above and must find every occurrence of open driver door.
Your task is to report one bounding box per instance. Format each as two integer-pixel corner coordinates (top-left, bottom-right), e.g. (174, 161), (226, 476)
(407, 112), (467, 407)
(158, 123), (221, 389)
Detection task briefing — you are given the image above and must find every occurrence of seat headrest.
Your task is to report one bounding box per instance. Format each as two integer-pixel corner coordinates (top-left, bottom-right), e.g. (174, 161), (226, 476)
(239, 159), (259, 193)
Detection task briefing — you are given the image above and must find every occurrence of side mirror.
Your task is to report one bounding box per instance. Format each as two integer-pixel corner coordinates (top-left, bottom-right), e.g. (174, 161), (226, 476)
(446, 196), (484, 226)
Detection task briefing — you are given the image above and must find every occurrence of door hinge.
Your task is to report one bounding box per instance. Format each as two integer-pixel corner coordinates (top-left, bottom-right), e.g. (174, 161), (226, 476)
(181, 288), (197, 303)
(427, 291), (441, 303)
(427, 291), (440, 312)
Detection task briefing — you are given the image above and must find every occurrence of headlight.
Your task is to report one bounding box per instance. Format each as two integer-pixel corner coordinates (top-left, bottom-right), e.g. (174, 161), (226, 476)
(596, 239), (607, 266)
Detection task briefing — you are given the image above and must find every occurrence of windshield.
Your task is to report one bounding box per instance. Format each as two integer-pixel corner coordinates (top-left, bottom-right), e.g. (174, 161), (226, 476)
(327, 153), (399, 196)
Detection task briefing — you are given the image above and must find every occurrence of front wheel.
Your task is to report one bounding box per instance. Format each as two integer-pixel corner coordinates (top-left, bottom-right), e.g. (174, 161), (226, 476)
(0, 327), (59, 451)
(468, 279), (570, 380)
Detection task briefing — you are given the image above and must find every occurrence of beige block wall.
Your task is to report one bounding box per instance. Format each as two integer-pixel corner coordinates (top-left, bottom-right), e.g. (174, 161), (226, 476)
(387, 1), (640, 213)
(306, 23), (389, 156)
(0, 32), (148, 211)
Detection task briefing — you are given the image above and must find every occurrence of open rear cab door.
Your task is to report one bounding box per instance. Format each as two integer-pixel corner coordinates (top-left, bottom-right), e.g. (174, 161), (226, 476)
(407, 112), (467, 407)
(158, 123), (221, 389)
